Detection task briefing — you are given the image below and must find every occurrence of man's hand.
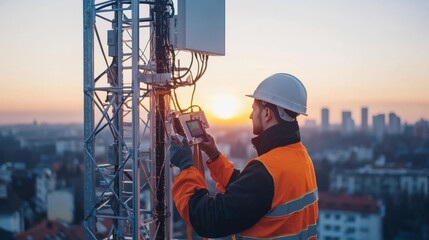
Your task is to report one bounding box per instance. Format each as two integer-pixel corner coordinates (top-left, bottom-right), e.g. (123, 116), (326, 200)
(169, 138), (193, 171)
(198, 134), (220, 160)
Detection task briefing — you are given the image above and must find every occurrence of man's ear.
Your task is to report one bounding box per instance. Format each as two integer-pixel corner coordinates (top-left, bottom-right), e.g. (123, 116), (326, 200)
(263, 107), (273, 122)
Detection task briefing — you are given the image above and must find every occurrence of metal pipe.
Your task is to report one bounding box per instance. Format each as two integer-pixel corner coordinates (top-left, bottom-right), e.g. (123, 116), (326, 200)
(154, 1), (171, 238)
(131, 0), (141, 239)
(114, 0), (125, 238)
(83, 0), (96, 239)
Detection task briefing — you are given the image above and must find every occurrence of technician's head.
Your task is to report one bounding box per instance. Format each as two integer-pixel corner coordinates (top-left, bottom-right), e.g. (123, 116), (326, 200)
(246, 73), (308, 135)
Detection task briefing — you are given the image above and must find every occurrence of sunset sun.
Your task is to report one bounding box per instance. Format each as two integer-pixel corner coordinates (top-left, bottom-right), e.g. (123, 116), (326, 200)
(209, 95), (241, 120)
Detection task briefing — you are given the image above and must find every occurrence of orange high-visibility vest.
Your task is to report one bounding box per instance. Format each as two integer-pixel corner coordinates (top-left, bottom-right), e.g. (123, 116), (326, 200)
(239, 142), (318, 240)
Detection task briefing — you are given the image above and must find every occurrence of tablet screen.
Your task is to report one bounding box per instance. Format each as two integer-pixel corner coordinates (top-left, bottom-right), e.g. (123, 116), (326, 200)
(186, 120), (206, 138)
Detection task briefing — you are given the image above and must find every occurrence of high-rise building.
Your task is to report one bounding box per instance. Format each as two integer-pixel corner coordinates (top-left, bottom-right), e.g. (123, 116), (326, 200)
(321, 108), (330, 132)
(414, 119), (429, 140)
(361, 107), (368, 132)
(373, 114), (385, 142)
(342, 111), (355, 135)
(388, 112), (401, 135)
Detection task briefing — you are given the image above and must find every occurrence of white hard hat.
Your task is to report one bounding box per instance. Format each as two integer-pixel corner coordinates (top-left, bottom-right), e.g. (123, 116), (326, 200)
(246, 73), (308, 116)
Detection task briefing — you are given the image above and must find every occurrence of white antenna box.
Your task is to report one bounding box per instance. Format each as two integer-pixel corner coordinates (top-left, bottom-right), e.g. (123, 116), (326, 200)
(170, 0), (225, 56)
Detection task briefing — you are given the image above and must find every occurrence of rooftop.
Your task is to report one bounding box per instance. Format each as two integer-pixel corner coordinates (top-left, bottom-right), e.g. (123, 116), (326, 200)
(15, 219), (113, 240)
(318, 192), (379, 214)
(15, 220), (84, 240)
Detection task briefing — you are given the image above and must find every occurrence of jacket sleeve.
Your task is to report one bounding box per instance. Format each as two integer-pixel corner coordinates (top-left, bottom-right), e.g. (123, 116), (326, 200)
(176, 160), (275, 238)
(172, 166), (209, 225)
(206, 153), (240, 192)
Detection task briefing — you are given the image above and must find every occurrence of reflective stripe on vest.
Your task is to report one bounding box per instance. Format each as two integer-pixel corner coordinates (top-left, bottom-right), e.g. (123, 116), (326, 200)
(266, 189), (318, 217)
(240, 224), (317, 240)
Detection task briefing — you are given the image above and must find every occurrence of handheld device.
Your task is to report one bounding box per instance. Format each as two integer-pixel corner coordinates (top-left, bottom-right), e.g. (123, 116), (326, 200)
(168, 110), (210, 145)
(185, 119), (209, 141)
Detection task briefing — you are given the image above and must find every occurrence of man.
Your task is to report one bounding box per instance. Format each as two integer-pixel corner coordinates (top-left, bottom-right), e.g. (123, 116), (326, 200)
(170, 73), (318, 239)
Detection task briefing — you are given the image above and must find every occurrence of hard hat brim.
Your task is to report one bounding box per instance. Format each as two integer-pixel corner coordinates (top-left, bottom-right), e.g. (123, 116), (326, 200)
(244, 94), (308, 116)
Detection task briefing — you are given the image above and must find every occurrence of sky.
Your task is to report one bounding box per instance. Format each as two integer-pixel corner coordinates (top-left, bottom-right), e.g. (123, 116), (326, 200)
(0, 0), (428, 125)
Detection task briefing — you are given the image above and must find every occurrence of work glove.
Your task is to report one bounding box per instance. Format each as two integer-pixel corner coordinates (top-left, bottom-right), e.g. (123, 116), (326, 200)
(198, 134), (220, 160)
(169, 137), (194, 171)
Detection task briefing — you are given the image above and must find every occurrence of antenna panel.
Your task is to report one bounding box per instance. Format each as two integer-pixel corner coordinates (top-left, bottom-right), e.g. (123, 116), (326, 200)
(170, 0), (225, 56)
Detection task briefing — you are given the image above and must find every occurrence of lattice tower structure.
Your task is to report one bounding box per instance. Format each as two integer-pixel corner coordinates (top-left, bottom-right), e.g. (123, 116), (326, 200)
(83, 0), (173, 239)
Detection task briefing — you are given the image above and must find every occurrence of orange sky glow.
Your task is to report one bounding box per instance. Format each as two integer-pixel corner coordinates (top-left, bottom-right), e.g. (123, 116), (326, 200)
(0, 0), (428, 126)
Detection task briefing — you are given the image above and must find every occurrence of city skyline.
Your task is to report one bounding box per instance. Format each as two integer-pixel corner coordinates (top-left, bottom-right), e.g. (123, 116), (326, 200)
(1, 104), (426, 129)
(316, 106), (414, 129)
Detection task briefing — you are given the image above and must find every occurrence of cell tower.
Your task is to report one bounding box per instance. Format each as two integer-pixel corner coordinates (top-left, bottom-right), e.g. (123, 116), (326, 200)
(83, 0), (224, 239)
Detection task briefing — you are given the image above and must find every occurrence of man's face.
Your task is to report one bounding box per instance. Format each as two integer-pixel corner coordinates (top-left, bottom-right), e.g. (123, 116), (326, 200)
(250, 100), (263, 135)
